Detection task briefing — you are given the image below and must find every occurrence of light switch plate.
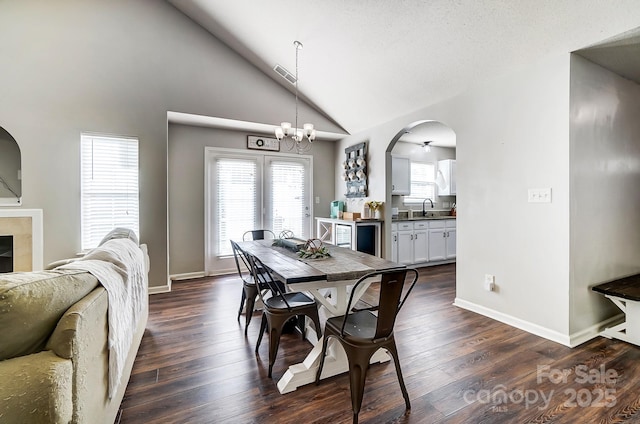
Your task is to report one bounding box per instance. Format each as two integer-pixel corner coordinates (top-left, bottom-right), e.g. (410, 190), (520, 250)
(528, 188), (552, 203)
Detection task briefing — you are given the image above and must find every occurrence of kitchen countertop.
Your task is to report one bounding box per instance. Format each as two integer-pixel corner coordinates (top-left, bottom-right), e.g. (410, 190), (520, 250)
(392, 215), (456, 222)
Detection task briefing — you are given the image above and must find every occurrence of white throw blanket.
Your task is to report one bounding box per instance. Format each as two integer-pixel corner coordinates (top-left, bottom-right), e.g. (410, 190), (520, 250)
(60, 238), (146, 398)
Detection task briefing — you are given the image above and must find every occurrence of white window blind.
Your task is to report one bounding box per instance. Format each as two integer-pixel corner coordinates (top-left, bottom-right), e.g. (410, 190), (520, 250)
(81, 134), (139, 250)
(216, 157), (258, 256)
(266, 158), (308, 238)
(404, 161), (436, 204)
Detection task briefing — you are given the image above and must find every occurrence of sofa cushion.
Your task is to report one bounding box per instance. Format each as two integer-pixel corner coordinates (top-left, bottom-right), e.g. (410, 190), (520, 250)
(0, 270), (99, 361)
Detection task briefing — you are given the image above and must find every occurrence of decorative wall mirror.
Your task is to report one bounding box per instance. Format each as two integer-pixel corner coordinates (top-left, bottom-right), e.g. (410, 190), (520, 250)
(0, 126), (22, 206)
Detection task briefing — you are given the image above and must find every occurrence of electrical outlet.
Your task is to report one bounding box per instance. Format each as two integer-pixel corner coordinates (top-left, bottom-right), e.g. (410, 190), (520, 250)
(315, 196), (320, 204)
(484, 274), (495, 291)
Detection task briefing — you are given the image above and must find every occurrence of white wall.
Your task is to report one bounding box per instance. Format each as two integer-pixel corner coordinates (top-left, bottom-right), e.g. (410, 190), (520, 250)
(335, 54), (573, 342)
(0, 0), (343, 288)
(569, 55), (640, 334)
(168, 123), (336, 276)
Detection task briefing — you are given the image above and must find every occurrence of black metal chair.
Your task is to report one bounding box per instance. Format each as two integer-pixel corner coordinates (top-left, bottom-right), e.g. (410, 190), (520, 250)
(247, 254), (322, 378)
(315, 268), (419, 424)
(230, 240), (272, 335)
(242, 229), (276, 241)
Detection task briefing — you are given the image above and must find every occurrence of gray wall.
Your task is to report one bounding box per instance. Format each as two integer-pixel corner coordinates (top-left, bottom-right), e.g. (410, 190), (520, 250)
(570, 55), (640, 334)
(168, 123), (336, 276)
(334, 51), (640, 345)
(334, 53), (574, 342)
(0, 0), (343, 288)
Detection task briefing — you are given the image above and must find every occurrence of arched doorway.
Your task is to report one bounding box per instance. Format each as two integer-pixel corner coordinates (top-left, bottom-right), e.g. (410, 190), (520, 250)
(384, 120), (456, 263)
(0, 126), (22, 206)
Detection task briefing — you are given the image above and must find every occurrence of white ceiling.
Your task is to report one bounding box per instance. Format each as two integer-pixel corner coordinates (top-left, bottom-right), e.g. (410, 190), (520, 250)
(167, 0), (640, 147)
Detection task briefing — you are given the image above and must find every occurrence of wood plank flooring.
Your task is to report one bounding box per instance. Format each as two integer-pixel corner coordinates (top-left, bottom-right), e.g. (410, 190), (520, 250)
(117, 264), (640, 423)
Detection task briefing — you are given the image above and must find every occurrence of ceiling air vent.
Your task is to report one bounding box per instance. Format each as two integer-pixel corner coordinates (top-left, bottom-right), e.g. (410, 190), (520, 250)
(273, 64), (297, 85)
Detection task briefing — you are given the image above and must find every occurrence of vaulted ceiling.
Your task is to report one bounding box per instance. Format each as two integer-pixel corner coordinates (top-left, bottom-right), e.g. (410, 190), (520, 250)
(167, 0), (640, 142)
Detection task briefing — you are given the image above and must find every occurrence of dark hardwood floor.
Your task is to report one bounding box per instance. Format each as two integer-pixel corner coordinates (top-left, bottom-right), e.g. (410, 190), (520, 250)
(117, 264), (640, 423)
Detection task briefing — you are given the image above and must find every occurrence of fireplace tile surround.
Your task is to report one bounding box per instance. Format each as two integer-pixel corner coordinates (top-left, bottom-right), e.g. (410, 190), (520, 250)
(0, 209), (43, 272)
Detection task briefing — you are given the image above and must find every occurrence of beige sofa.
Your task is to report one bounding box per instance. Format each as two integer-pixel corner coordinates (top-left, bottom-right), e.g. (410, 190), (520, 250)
(0, 233), (149, 424)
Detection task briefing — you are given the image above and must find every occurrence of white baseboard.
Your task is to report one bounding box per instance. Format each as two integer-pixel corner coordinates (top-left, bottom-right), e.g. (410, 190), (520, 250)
(568, 313), (624, 347)
(453, 298), (626, 347)
(148, 280), (171, 294)
(170, 271), (206, 281)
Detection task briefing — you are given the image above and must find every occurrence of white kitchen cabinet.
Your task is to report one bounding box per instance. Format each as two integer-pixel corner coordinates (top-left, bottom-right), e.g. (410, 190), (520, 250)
(395, 221), (428, 265)
(412, 221), (429, 263)
(428, 219), (456, 261)
(391, 155), (411, 195)
(437, 159), (456, 195)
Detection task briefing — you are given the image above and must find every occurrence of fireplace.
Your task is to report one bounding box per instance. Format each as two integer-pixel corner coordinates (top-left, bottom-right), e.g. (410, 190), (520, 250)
(0, 235), (12, 273)
(0, 209), (43, 271)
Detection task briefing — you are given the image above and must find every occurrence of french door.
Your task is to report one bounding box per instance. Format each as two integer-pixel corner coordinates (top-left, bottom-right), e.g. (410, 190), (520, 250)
(204, 148), (312, 269)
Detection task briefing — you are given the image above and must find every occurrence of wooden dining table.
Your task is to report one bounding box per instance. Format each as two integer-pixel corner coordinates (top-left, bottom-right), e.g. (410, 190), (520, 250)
(236, 239), (405, 394)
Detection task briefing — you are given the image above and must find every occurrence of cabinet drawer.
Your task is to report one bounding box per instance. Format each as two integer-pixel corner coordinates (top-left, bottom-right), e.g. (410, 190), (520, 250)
(413, 221), (429, 230)
(397, 222), (413, 231)
(391, 223), (398, 231)
(446, 219), (457, 228)
(428, 220), (446, 229)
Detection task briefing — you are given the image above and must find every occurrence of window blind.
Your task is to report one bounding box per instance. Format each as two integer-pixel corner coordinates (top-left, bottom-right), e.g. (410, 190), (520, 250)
(81, 134), (139, 250)
(267, 159), (307, 238)
(216, 157), (258, 256)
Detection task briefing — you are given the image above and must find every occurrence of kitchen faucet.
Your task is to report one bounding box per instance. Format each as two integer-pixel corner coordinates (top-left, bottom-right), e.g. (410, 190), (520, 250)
(422, 198), (434, 216)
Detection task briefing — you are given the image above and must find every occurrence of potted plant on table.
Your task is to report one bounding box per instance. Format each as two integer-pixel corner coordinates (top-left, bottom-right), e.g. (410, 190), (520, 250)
(366, 200), (384, 219)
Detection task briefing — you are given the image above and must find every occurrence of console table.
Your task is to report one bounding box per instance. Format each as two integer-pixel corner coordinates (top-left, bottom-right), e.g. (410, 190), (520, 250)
(315, 217), (382, 257)
(592, 274), (640, 346)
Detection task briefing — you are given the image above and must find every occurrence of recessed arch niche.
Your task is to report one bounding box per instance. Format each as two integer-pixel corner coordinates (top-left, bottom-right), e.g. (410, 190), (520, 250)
(0, 126), (22, 206)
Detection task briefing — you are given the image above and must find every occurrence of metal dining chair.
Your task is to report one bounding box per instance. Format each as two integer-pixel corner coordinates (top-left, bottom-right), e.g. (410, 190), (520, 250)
(247, 254), (322, 378)
(242, 229), (276, 241)
(315, 268), (419, 424)
(230, 240), (271, 335)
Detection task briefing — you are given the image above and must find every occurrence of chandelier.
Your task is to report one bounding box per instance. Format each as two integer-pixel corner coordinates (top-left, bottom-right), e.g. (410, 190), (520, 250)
(274, 40), (315, 153)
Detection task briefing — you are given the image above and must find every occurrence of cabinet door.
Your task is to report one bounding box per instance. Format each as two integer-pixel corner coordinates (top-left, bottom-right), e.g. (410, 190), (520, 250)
(428, 228), (447, 261)
(391, 156), (411, 195)
(397, 230), (413, 265)
(413, 229), (429, 263)
(391, 231), (398, 263)
(437, 159), (456, 196)
(446, 228), (457, 259)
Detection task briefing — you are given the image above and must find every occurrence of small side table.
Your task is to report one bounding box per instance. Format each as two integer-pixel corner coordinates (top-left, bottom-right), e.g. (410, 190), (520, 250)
(592, 274), (640, 346)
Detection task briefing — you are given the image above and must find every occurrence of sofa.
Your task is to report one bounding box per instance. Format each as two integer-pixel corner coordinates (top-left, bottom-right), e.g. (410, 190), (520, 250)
(0, 230), (149, 424)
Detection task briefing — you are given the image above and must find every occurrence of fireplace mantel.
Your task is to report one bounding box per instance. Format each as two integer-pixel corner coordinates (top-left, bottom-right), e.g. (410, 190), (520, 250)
(0, 209), (43, 271)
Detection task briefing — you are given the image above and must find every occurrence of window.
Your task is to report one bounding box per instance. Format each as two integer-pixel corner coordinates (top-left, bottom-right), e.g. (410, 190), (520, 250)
(214, 156), (261, 257)
(265, 157), (310, 238)
(205, 148), (312, 261)
(404, 161), (436, 204)
(81, 134), (139, 250)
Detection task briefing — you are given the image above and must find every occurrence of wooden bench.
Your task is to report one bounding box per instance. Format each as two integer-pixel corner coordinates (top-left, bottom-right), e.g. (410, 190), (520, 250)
(592, 274), (640, 345)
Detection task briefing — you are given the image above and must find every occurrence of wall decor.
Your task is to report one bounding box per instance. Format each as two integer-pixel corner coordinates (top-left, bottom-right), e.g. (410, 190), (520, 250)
(344, 142), (367, 198)
(247, 135), (280, 151)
